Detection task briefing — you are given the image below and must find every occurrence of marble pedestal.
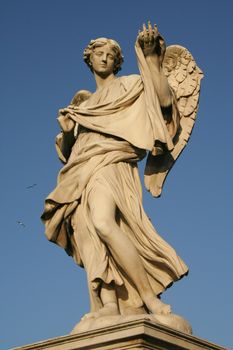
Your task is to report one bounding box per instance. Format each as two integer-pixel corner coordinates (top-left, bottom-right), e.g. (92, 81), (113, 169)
(12, 318), (227, 350)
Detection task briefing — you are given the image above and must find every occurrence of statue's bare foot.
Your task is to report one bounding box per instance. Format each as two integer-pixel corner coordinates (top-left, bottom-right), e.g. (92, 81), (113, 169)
(147, 297), (171, 315)
(81, 302), (119, 321)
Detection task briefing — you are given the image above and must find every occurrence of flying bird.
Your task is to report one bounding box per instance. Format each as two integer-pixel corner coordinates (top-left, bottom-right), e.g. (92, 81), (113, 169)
(26, 183), (37, 189)
(17, 220), (26, 227)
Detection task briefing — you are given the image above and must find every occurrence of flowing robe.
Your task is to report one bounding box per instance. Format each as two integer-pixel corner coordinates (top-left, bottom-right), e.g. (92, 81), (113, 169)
(42, 50), (188, 314)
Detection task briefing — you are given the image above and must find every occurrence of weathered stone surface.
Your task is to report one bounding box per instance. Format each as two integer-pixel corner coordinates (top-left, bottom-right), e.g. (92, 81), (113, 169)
(71, 313), (192, 335)
(12, 318), (226, 350)
(41, 22), (203, 326)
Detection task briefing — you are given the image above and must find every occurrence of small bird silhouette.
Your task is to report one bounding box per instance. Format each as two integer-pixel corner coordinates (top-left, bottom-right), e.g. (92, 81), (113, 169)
(17, 220), (26, 227)
(26, 183), (37, 189)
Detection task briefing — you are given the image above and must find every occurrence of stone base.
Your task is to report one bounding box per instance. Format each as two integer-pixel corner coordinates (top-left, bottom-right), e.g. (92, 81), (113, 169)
(12, 317), (227, 350)
(71, 313), (193, 335)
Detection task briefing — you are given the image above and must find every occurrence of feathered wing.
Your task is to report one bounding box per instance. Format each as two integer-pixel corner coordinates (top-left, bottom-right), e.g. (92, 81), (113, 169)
(144, 45), (204, 197)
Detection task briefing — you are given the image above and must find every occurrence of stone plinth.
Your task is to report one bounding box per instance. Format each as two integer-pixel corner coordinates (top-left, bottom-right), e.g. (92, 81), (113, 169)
(12, 318), (226, 350)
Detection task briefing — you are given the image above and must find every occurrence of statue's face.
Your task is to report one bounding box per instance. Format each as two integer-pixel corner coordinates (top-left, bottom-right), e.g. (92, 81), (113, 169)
(90, 44), (116, 77)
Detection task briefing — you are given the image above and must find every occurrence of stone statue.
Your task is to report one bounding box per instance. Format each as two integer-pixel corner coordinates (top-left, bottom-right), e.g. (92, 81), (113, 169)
(41, 22), (203, 333)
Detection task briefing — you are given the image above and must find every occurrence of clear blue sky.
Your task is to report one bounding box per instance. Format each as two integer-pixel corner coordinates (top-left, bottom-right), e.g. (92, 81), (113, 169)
(1, 1), (233, 349)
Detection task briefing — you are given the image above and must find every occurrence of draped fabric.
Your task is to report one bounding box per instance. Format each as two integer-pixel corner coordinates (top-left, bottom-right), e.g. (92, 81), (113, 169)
(41, 45), (188, 314)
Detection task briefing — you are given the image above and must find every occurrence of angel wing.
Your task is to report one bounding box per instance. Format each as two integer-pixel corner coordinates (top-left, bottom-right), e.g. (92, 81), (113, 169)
(55, 89), (92, 163)
(144, 45), (204, 197)
(70, 89), (92, 106)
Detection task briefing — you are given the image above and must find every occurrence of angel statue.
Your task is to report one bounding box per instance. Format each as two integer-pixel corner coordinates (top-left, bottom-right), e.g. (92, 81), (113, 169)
(41, 22), (203, 333)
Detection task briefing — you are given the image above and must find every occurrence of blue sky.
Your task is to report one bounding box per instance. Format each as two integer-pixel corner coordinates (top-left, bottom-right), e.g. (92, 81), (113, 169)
(1, 1), (233, 349)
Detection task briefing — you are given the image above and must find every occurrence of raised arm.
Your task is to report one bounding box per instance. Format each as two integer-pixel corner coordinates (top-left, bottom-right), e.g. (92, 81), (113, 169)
(137, 22), (172, 108)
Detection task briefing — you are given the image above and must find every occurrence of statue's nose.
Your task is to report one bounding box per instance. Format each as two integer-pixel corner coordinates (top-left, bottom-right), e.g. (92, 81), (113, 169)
(102, 54), (107, 62)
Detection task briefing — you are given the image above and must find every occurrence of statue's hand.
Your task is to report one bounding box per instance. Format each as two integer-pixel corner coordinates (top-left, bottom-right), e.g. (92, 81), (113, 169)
(57, 107), (75, 133)
(137, 21), (166, 64)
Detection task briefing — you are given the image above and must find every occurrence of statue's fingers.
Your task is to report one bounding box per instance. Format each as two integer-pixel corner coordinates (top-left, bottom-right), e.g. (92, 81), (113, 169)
(143, 23), (150, 43)
(148, 21), (154, 43)
(143, 23), (148, 38)
(153, 24), (159, 36)
(148, 21), (153, 36)
(137, 30), (143, 43)
(159, 37), (166, 50)
(148, 21), (154, 44)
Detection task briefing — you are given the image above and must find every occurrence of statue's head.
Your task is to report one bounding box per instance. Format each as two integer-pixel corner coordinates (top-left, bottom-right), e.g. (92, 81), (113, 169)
(83, 38), (124, 75)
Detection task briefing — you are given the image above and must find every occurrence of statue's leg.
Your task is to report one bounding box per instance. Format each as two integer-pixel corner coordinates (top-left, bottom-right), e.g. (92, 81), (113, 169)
(81, 281), (119, 320)
(71, 203), (120, 320)
(88, 182), (171, 315)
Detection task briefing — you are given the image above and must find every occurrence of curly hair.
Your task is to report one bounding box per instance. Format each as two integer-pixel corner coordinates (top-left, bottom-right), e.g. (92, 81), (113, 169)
(83, 38), (124, 75)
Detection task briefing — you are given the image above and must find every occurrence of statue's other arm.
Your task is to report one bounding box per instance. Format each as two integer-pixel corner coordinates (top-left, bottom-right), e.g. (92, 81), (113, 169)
(55, 90), (92, 163)
(56, 109), (76, 163)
